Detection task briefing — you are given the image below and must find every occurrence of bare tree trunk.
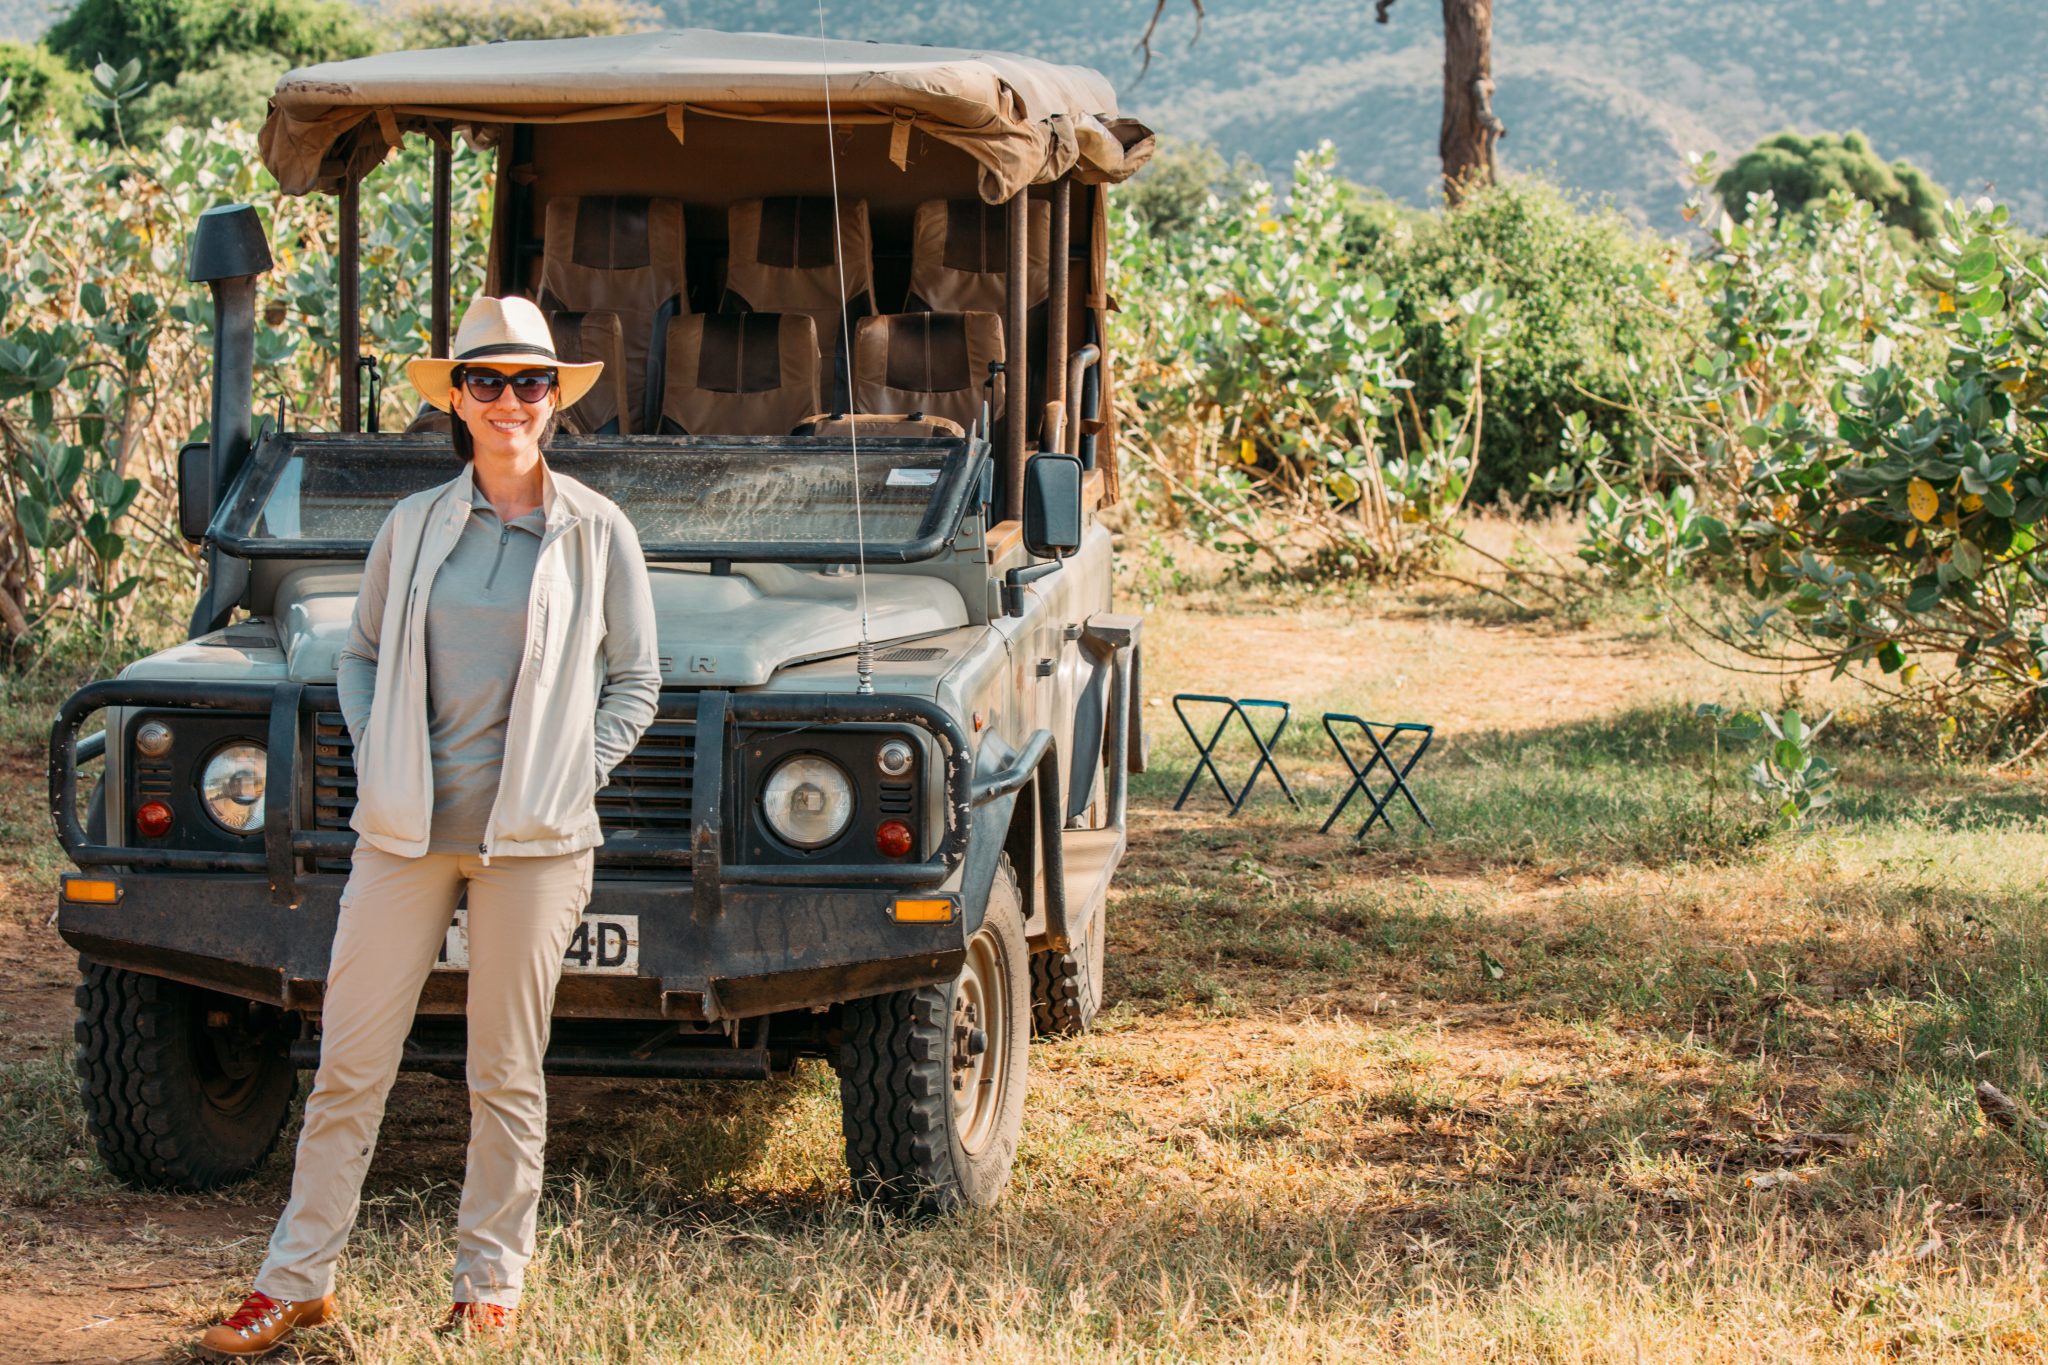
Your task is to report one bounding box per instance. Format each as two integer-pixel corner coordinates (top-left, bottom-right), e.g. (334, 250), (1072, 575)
(1438, 0), (1502, 203)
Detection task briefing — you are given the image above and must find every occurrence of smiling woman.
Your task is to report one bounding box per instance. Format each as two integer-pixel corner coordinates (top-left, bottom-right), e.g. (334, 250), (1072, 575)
(196, 292), (662, 1357)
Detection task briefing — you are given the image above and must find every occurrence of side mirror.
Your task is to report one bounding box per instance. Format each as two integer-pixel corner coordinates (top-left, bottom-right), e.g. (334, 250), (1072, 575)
(177, 440), (212, 543)
(1023, 452), (1083, 558)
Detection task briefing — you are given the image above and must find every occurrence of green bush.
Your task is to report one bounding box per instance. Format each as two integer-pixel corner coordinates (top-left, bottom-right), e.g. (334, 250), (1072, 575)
(1716, 129), (1945, 245)
(128, 48), (284, 135)
(0, 42), (90, 130)
(0, 106), (489, 654)
(1559, 155), (2048, 732)
(1120, 137), (1263, 240)
(1354, 176), (1683, 506)
(385, 0), (655, 48)
(45, 0), (374, 108)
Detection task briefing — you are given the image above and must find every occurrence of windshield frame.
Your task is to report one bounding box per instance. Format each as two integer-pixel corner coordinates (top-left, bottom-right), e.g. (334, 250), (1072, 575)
(208, 432), (990, 564)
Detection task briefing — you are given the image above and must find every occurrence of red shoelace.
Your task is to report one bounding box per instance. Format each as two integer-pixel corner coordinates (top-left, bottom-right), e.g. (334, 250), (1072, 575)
(220, 1291), (283, 1331)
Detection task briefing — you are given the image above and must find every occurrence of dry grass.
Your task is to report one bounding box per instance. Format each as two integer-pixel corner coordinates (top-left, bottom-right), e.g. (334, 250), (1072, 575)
(6, 559), (2048, 1361)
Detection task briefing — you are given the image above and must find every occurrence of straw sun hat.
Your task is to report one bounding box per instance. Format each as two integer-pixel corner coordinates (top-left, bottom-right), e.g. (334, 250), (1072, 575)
(405, 294), (603, 412)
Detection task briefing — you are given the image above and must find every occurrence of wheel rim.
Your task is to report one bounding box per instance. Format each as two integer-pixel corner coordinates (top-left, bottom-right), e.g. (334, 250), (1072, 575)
(190, 1005), (269, 1117)
(950, 922), (1013, 1155)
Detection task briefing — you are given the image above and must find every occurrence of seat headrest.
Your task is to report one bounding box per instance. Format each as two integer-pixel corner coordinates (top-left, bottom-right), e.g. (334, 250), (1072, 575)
(660, 313), (819, 437)
(546, 310), (630, 434)
(906, 199), (1050, 315)
(851, 311), (1004, 435)
(725, 197), (873, 312)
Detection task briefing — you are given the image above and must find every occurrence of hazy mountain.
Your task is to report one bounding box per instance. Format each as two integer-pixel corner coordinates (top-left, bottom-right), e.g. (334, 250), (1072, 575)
(660, 0), (2048, 232)
(10, 0), (2040, 231)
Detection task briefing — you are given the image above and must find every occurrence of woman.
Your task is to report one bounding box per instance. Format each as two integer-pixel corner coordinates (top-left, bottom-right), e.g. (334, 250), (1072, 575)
(199, 295), (661, 1358)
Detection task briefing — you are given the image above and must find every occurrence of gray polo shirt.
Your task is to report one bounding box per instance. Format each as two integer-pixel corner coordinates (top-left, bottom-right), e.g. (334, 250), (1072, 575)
(421, 504), (548, 853)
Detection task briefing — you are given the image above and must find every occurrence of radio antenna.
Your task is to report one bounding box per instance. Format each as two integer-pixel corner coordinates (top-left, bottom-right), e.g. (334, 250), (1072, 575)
(816, 1), (875, 694)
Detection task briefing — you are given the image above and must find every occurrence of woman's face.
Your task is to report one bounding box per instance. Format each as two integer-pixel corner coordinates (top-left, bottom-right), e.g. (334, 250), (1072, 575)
(450, 364), (556, 464)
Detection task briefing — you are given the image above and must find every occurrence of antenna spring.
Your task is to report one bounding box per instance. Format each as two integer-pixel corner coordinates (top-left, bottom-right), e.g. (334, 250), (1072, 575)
(856, 634), (875, 695)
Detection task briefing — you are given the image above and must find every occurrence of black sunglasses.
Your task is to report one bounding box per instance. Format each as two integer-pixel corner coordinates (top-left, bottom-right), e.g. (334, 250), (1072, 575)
(457, 367), (558, 405)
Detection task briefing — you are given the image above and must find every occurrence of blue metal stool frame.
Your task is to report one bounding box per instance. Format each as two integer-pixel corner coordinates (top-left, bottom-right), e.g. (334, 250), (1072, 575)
(1171, 694), (1302, 814)
(1321, 714), (1434, 838)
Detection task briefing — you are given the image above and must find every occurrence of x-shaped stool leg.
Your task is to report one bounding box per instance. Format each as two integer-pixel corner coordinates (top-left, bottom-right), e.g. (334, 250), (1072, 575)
(1320, 714), (1434, 839)
(1171, 694), (1303, 814)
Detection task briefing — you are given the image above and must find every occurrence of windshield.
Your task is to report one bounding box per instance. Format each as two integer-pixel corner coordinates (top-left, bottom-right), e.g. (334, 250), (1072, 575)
(212, 434), (985, 562)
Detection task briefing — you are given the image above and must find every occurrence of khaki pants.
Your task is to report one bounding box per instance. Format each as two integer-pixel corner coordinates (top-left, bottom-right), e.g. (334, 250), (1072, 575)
(255, 845), (592, 1310)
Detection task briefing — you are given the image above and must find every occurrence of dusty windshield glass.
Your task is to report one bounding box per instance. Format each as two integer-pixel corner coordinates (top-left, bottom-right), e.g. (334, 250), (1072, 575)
(218, 437), (973, 559)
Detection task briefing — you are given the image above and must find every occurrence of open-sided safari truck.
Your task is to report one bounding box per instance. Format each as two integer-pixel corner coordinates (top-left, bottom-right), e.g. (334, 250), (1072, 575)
(47, 31), (1153, 1212)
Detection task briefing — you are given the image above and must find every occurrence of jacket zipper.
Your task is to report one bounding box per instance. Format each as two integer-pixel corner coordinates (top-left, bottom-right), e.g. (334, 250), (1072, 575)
(478, 514), (579, 863)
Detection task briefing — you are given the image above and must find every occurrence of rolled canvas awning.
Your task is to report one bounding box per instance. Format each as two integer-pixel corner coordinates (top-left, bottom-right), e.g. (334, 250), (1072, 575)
(259, 29), (1155, 201)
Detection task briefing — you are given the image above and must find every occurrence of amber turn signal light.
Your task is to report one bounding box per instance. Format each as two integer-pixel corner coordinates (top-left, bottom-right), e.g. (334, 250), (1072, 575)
(61, 877), (120, 904)
(875, 819), (913, 858)
(135, 800), (174, 838)
(891, 898), (954, 923)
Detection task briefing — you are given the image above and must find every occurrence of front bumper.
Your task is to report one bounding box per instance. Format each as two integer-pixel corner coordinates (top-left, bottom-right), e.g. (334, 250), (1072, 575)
(57, 871), (966, 1021)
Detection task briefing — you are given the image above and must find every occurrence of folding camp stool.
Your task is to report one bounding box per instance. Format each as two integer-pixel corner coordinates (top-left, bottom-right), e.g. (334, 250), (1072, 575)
(1171, 694), (1303, 814)
(1320, 714), (1435, 839)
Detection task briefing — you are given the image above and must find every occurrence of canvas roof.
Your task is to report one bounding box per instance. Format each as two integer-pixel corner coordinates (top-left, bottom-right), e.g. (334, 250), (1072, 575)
(259, 29), (1155, 201)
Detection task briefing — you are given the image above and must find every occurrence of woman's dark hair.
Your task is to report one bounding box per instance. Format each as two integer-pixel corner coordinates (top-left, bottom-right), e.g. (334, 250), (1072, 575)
(447, 368), (560, 462)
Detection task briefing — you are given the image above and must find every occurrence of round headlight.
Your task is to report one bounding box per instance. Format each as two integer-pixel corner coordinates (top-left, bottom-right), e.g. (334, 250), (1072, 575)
(200, 742), (266, 833)
(877, 739), (915, 777)
(761, 755), (853, 849)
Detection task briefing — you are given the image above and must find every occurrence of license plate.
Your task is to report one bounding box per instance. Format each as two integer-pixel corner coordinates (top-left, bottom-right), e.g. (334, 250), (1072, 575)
(434, 910), (640, 975)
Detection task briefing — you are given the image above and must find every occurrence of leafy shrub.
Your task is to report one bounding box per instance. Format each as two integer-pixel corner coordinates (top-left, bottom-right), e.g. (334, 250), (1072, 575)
(1561, 158), (2048, 731)
(0, 41), (90, 130)
(1115, 143), (1499, 581)
(128, 49), (285, 136)
(386, 0), (655, 48)
(1120, 136), (1263, 240)
(1355, 176), (1684, 506)
(0, 104), (486, 654)
(44, 0), (374, 120)
(1717, 129), (1945, 245)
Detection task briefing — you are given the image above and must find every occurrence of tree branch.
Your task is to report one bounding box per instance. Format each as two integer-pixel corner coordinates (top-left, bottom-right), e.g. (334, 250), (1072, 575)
(1134, 0), (1205, 81)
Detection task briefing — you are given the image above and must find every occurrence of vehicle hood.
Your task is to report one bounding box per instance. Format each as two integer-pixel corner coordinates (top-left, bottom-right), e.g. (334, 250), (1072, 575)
(175, 563), (972, 688)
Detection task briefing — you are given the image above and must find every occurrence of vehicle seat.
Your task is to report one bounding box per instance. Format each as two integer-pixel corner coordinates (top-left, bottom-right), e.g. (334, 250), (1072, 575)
(537, 195), (687, 435)
(722, 197), (874, 411)
(849, 312), (1003, 437)
(657, 313), (819, 437)
(904, 198), (1049, 316)
(546, 310), (630, 435)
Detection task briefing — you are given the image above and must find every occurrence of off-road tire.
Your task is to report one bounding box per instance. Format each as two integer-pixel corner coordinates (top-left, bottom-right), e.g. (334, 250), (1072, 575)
(1030, 883), (1104, 1038)
(834, 858), (1029, 1213)
(75, 960), (296, 1191)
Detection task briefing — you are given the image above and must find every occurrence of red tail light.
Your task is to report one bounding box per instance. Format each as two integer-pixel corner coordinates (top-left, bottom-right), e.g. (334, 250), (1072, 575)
(136, 800), (174, 838)
(876, 819), (913, 858)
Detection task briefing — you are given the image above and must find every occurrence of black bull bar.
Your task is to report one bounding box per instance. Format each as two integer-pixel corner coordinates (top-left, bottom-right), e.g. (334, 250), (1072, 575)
(50, 680), (1006, 914)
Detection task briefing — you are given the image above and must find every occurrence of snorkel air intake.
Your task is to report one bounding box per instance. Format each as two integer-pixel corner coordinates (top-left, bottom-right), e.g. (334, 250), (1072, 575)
(185, 203), (273, 636)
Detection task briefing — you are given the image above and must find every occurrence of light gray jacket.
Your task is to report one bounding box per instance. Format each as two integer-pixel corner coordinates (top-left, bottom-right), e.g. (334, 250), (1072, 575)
(337, 464), (661, 861)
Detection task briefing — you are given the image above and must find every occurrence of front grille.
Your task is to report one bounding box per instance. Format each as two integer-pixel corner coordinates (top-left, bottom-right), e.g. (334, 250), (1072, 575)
(308, 712), (695, 865)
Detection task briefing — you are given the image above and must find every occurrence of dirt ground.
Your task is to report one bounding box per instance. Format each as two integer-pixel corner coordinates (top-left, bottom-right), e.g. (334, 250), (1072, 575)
(0, 592), (1962, 1363)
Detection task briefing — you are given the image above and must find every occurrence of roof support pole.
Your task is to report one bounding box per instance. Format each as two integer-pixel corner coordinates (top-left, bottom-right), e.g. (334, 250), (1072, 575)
(1003, 190), (1029, 522)
(338, 175), (361, 433)
(1046, 179), (1071, 447)
(431, 130), (452, 359)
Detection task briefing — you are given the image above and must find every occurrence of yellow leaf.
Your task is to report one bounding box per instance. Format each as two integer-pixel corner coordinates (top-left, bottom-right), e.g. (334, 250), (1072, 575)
(1938, 292), (1956, 314)
(1962, 493), (1984, 513)
(1259, 220), (1281, 234)
(1239, 438), (1257, 466)
(1771, 494), (1796, 522)
(1905, 527), (1919, 547)
(1908, 477), (1940, 522)
(1902, 663), (1920, 685)
(1944, 509), (1960, 530)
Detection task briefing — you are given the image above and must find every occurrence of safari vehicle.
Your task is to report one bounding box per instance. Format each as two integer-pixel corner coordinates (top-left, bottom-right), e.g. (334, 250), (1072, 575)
(48, 31), (1153, 1212)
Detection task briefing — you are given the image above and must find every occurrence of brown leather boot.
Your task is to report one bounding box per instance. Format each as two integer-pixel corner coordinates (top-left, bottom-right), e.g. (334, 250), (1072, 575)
(437, 1301), (517, 1336)
(197, 1289), (336, 1359)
